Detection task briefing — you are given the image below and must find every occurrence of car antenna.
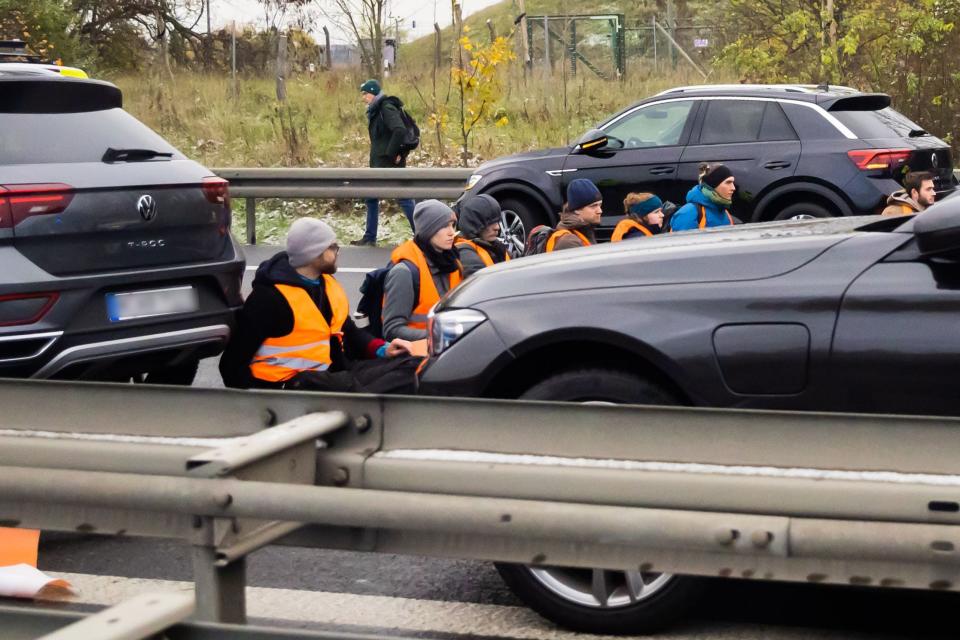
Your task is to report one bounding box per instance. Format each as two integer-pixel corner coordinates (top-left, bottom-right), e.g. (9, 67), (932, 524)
(817, 82), (829, 92)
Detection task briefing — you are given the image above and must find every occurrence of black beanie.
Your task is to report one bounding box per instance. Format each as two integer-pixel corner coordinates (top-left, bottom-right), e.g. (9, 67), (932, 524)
(701, 164), (733, 189)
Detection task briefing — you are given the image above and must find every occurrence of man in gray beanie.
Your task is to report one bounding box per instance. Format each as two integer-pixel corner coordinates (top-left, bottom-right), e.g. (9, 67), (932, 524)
(220, 217), (420, 393)
(382, 200), (463, 341)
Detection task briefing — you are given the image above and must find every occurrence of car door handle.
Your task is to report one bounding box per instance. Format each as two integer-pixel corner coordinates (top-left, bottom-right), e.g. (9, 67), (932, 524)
(764, 161), (791, 170)
(650, 166), (675, 175)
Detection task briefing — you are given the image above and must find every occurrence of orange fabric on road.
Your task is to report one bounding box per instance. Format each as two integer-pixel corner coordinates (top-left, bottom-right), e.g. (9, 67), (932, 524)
(0, 528), (40, 567)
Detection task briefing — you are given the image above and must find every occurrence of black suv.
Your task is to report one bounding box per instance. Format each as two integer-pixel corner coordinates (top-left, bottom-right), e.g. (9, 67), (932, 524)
(0, 71), (244, 384)
(459, 84), (955, 238)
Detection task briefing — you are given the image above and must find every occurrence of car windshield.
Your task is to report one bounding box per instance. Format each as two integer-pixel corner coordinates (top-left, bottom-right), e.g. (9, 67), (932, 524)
(0, 108), (180, 165)
(832, 107), (925, 139)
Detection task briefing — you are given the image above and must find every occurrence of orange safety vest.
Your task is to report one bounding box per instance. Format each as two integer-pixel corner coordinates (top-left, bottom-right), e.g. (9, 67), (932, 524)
(454, 237), (511, 267)
(611, 218), (654, 242)
(669, 205), (736, 233)
(249, 277), (349, 383)
(696, 204), (735, 229)
(389, 240), (462, 331)
(545, 228), (591, 252)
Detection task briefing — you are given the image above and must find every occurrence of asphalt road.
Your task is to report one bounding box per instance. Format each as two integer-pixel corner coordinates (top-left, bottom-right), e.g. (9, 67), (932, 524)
(28, 242), (960, 639)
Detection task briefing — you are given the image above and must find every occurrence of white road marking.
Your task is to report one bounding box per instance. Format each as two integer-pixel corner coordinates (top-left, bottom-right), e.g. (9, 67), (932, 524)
(245, 266), (375, 273)
(376, 449), (960, 487)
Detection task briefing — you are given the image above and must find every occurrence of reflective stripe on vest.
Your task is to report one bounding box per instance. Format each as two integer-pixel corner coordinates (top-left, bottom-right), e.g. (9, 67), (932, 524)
(249, 277), (349, 383)
(455, 238), (511, 267)
(545, 228), (591, 252)
(611, 218), (654, 242)
(389, 240), (463, 331)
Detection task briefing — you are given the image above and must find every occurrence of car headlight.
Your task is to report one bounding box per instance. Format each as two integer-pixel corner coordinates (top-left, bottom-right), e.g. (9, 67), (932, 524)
(464, 174), (483, 191)
(428, 308), (487, 356)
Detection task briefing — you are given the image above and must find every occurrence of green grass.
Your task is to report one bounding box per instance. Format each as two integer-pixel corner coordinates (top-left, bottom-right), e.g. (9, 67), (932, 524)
(105, 44), (716, 241)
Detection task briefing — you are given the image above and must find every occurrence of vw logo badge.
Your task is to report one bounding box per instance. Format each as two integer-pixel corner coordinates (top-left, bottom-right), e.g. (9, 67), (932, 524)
(137, 194), (157, 221)
(931, 153), (939, 169)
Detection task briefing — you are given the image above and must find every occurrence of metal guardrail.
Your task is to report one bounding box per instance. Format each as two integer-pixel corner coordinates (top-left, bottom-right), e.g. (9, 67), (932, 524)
(4, 378), (960, 638)
(212, 168), (474, 245)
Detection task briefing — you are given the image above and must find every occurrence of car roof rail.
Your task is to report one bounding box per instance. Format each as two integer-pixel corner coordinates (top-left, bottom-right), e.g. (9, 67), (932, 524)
(655, 83), (860, 97)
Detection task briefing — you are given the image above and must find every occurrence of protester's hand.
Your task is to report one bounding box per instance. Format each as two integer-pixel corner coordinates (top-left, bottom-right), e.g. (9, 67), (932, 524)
(386, 338), (413, 357)
(647, 210), (665, 228)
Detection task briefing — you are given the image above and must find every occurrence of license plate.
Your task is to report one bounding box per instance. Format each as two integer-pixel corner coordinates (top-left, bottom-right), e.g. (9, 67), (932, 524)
(106, 286), (199, 322)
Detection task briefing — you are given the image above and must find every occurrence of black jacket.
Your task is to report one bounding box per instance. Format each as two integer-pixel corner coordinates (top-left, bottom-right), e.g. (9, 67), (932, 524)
(367, 95), (407, 168)
(219, 252), (385, 389)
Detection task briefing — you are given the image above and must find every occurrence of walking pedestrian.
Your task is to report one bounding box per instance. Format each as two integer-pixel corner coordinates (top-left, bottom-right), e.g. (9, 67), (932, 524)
(219, 218), (421, 393)
(352, 79), (416, 247)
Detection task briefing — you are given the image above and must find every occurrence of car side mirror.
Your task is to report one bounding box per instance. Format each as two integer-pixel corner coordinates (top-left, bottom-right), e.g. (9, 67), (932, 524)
(574, 129), (609, 154)
(915, 199), (960, 256)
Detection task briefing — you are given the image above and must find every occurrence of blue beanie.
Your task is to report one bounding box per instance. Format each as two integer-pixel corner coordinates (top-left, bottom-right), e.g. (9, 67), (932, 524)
(629, 195), (663, 218)
(566, 179), (602, 212)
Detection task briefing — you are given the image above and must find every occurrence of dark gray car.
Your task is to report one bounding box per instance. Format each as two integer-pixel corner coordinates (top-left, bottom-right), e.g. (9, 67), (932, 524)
(0, 71), (243, 383)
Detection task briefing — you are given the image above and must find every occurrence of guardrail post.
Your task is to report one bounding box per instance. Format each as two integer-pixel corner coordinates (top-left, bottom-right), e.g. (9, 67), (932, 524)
(245, 197), (256, 245)
(192, 544), (247, 624)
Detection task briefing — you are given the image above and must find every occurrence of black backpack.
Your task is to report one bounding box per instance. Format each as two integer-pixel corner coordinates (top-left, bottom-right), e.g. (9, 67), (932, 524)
(397, 107), (420, 152)
(380, 97), (421, 153)
(356, 260), (420, 339)
(523, 224), (556, 256)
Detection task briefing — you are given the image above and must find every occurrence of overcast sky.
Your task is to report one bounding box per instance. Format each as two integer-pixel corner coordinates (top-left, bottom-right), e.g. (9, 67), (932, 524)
(211, 0), (504, 44)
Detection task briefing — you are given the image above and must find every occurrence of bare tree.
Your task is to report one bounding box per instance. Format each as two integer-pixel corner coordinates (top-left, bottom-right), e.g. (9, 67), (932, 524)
(319, 0), (388, 79)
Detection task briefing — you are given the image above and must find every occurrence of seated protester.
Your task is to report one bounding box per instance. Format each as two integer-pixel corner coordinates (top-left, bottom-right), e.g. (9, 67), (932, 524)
(219, 218), (420, 394)
(669, 163), (737, 232)
(456, 194), (511, 277)
(881, 171), (936, 217)
(612, 192), (665, 241)
(546, 178), (603, 252)
(383, 200), (463, 341)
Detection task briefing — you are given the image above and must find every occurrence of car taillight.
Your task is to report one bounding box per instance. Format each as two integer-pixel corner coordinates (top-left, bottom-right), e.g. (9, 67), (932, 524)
(0, 292), (59, 327)
(0, 183), (74, 229)
(202, 177), (230, 207)
(846, 149), (912, 172)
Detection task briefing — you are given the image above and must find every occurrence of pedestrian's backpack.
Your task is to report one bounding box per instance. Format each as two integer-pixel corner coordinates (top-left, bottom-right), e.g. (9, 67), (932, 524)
(356, 260), (420, 339)
(523, 224), (555, 256)
(397, 106), (421, 152)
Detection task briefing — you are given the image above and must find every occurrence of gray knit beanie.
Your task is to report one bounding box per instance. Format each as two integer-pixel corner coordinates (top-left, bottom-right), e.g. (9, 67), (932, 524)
(286, 218), (337, 268)
(413, 200), (456, 242)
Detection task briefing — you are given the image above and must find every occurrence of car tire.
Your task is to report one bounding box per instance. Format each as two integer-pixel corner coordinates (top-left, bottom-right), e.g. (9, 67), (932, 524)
(505, 368), (699, 634)
(495, 563), (704, 635)
(498, 196), (547, 250)
(143, 356), (200, 386)
(773, 201), (833, 221)
(520, 367), (680, 405)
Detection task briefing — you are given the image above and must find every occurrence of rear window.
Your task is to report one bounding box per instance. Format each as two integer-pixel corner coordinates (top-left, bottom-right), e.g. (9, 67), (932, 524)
(831, 107), (924, 139)
(0, 108), (180, 165)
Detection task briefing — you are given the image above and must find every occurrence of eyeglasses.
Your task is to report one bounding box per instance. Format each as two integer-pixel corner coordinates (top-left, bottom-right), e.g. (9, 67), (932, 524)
(328, 244), (340, 256)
